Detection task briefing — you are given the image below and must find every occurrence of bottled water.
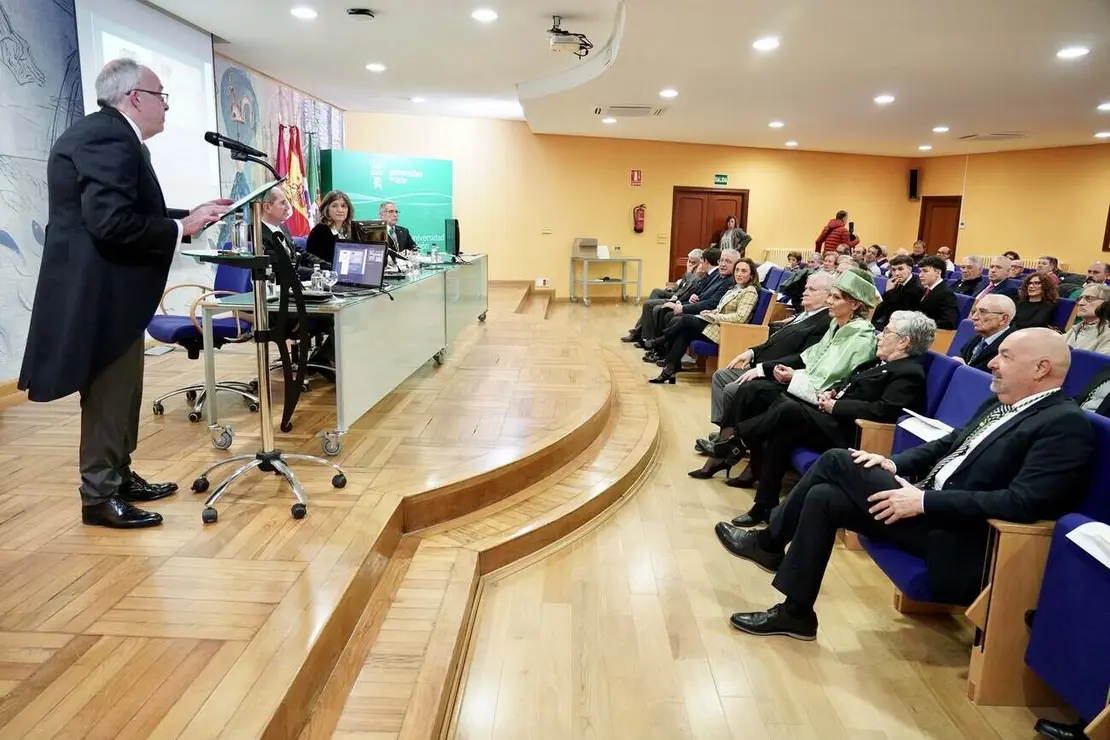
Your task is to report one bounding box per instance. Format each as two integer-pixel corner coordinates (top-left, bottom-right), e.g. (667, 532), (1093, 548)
(431, 243), (440, 264)
(310, 263), (325, 291)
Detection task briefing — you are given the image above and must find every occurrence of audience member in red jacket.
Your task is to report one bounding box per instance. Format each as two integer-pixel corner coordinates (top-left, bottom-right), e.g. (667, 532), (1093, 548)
(816, 210), (859, 254)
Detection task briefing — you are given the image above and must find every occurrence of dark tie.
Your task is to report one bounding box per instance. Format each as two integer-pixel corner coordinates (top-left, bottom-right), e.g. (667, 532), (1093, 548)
(970, 338), (987, 361)
(388, 227), (398, 250)
(924, 286), (931, 297)
(919, 403), (1014, 489)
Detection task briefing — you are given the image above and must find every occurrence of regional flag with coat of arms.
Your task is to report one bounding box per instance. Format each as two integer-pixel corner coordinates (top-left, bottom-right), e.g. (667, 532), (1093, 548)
(276, 124), (312, 236)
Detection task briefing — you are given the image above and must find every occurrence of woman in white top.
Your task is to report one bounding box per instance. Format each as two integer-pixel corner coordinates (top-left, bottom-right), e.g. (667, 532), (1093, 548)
(1066, 284), (1110, 355)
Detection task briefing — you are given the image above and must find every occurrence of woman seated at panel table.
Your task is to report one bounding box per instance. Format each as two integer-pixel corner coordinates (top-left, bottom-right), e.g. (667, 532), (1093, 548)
(647, 257), (761, 384)
(1012, 272), (1058, 329)
(305, 190), (355, 265)
(698, 311), (932, 526)
(687, 269), (880, 480)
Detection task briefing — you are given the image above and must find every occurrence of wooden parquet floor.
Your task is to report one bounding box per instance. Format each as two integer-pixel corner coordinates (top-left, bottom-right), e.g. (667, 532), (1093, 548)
(0, 286), (639, 739)
(446, 299), (1068, 740)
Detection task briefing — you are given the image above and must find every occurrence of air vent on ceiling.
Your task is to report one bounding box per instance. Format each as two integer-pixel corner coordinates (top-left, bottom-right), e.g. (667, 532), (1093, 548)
(957, 132), (1029, 142)
(594, 105), (666, 118)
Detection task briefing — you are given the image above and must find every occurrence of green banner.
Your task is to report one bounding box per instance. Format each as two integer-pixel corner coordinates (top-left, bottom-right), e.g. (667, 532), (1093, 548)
(321, 150), (453, 253)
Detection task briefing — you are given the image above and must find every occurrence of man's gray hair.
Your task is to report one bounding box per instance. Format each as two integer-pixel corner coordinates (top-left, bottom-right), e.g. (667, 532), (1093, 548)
(720, 248), (741, 261)
(262, 187), (285, 205)
(1083, 284), (1110, 301)
(888, 311), (937, 356)
(806, 271), (834, 290)
(963, 255), (983, 268)
(95, 58), (142, 107)
(991, 255), (1013, 268)
(687, 248), (703, 260)
(837, 255), (858, 267)
(980, 293), (1016, 321)
(378, 201), (397, 215)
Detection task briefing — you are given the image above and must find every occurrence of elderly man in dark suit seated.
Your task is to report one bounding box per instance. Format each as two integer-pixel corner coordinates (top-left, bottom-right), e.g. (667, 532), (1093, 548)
(954, 294), (1015, 371)
(715, 328), (1092, 641)
(621, 249), (703, 343)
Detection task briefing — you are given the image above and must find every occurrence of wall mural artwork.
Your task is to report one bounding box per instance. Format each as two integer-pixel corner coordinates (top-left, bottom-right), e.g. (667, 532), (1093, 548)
(0, 0), (83, 381)
(214, 55), (343, 245)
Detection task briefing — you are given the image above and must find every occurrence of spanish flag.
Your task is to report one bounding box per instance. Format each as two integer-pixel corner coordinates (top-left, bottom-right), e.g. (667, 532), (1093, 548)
(284, 126), (312, 236)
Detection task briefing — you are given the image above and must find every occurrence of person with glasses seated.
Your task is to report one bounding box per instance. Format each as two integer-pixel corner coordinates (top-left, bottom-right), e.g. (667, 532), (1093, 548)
(1012, 272), (1057, 329)
(379, 201), (419, 254)
(954, 295), (1016, 371)
(1066, 285), (1110, 355)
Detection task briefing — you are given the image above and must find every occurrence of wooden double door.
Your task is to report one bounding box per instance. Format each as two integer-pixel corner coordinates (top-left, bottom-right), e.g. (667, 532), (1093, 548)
(668, 186), (750, 281)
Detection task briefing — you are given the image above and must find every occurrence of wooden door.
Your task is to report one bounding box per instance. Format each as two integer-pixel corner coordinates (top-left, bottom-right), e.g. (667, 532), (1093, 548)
(669, 187), (749, 280)
(917, 196), (962, 257)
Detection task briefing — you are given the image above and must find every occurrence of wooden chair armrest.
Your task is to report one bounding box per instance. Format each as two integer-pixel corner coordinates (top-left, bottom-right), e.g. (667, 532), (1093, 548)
(719, 323), (769, 367)
(160, 283), (211, 315)
(987, 519), (1055, 537)
(855, 420), (896, 458)
(187, 291), (254, 341)
(766, 301), (793, 324)
(931, 329), (956, 355)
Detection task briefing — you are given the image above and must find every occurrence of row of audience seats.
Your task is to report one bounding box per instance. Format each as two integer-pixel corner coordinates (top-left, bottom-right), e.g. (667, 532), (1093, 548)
(782, 347), (1110, 717)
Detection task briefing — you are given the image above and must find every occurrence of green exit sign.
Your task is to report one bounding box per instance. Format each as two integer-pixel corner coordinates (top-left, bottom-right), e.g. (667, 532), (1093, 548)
(714, 173), (728, 186)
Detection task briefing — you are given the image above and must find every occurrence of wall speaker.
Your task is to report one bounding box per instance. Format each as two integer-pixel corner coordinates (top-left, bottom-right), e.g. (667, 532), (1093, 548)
(908, 168), (920, 201)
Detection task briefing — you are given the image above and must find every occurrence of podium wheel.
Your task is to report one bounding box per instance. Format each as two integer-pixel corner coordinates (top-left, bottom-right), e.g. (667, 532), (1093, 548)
(202, 507), (218, 524)
(291, 503), (307, 520)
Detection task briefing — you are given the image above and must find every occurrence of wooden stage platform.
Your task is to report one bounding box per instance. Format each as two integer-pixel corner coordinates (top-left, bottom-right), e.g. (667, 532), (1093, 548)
(0, 286), (660, 739)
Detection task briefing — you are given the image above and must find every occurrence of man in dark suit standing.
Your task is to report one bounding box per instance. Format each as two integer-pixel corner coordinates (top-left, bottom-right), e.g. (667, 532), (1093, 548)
(871, 255), (923, 331)
(716, 328), (1092, 640)
(379, 201), (418, 253)
(955, 294), (1016, 370)
(698, 271), (833, 452)
(18, 59), (230, 529)
(917, 255), (960, 329)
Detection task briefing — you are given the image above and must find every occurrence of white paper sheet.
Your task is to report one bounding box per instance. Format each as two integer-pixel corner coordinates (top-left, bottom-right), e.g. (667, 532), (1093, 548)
(896, 409), (954, 443)
(1066, 521), (1110, 571)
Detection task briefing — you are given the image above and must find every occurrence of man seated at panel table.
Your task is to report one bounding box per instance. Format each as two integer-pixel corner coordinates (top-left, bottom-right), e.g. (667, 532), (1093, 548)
(714, 328), (1092, 641)
(635, 248), (733, 347)
(254, 187), (335, 370)
(620, 248), (703, 344)
(380, 200), (419, 253)
(696, 272), (834, 454)
(953, 295), (1016, 371)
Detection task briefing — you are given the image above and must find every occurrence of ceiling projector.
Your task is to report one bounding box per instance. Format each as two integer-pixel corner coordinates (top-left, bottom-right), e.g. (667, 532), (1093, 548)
(547, 15), (593, 57)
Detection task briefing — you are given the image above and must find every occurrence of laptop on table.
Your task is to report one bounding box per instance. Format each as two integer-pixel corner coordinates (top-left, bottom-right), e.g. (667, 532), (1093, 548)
(330, 241), (388, 295)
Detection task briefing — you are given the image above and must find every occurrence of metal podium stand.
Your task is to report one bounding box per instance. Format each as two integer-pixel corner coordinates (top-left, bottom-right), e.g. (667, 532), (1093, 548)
(183, 192), (346, 524)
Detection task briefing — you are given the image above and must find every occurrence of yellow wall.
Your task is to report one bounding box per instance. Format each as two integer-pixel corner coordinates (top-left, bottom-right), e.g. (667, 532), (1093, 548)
(345, 112), (1110, 288)
(345, 113), (921, 292)
(918, 145), (1110, 270)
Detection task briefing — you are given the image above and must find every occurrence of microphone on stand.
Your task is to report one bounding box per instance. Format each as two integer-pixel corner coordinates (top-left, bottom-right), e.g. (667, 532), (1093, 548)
(204, 131), (267, 159)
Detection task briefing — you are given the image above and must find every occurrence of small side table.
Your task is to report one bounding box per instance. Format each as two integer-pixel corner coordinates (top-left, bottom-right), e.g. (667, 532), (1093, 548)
(569, 257), (642, 307)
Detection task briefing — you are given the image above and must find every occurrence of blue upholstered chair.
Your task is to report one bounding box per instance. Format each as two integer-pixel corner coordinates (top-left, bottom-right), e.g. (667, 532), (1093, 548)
(762, 267), (785, 292)
(1063, 347), (1110, 398)
(148, 263), (258, 421)
(689, 288), (774, 366)
(954, 292), (975, 323)
(943, 319), (977, 359)
(1052, 297), (1077, 330)
(873, 275), (887, 294)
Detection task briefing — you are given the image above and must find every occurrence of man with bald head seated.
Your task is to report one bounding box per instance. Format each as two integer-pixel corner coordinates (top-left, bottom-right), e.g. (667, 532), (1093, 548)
(717, 328), (1092, 641)
(954, 294), (1016, 371)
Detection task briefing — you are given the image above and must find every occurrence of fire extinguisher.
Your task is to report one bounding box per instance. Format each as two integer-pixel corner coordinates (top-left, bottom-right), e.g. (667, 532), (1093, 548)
(633, 204), (646, 234)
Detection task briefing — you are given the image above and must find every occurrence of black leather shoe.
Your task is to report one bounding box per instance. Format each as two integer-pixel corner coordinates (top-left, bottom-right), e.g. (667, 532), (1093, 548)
(119, 471), (178, 503)
(714, 522), (783, 572)
(730, 604), (817, 641)
(620, 333), (640, 343)
(1034, 719), (1090, 740)
(731, 506), (771, 527)
(726, 466), (758, 489)
(82, 497), (163, 529)
(643, 352), (661, 363)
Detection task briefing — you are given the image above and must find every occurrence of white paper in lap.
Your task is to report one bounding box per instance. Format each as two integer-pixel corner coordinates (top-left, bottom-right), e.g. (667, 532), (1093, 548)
(1065, 522), (1110, 571)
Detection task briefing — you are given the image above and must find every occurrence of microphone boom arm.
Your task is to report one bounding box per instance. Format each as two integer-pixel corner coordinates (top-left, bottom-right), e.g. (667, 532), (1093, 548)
(231, 150), (280, 180)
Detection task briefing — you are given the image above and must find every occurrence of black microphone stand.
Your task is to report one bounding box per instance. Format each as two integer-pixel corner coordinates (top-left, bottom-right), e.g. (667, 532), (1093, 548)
(189, 150), (346, 524)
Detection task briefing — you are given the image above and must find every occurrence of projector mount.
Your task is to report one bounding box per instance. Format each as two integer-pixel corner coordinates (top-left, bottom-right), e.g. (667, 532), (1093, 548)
(547, 15), (593, 58)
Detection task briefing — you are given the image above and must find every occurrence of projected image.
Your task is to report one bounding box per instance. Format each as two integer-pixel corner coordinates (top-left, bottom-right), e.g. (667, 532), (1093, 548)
(0, 0), (81, 380)
(337, 246), (367, 276)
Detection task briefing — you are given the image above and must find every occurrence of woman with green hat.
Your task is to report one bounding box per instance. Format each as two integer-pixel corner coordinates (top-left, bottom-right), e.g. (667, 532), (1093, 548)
(689, 268), (879, 479)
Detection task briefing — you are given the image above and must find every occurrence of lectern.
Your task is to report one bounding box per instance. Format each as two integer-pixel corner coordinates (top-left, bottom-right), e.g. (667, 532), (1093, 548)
(183, 178), (346, 524)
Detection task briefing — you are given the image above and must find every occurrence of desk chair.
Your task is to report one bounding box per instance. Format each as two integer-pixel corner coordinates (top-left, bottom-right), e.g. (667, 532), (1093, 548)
(148, 263), (258, 421)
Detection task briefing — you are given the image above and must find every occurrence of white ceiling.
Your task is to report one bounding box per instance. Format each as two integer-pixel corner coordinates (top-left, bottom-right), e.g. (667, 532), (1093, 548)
(149, 0), (1110, 156)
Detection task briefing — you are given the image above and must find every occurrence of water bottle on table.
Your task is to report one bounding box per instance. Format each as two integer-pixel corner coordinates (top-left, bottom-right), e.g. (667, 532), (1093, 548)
(431, 243), (440, 264)
(310, 263), (325, 291)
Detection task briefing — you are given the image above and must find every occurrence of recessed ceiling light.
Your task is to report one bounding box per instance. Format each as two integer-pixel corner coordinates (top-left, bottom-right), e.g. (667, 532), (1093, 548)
(932, 126), (950, 133)
(768, 121), (784, 128)
(874, 94), (895, 105)
(471, 8), (498, 22)
(918, 145), (933, 151)
(1056, 46), (1090, 59)
(290, 6), (317, 20)
(1098, 102), (1110, 112)
(410, 97), (427, 103)
(601, 117), (617, 124)
(752, 36), (779, 51)
(659, 88), (678, 99)
(365, 63), (386, 73)
(1096, 132), (1110, 139)
(784, 141), (798, 147)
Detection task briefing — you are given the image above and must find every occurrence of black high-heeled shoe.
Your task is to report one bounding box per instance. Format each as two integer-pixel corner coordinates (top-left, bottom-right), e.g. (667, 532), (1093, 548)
(712, 436), (748, 460)
(648, 372), (676, 385)
(688, 457), (731, 478)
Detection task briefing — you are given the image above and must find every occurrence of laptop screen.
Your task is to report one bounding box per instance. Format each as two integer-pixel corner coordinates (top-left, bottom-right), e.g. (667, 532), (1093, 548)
(334, 242), (387, 288)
